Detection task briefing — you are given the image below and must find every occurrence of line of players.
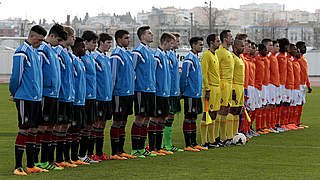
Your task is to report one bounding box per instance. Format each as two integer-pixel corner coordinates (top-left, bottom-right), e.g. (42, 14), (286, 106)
(9, 24), (311, 176)
(199, 31), (311, 149)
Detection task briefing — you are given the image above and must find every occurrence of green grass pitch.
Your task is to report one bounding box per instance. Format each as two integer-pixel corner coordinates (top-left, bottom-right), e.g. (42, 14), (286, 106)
(0, 83), (319, 179)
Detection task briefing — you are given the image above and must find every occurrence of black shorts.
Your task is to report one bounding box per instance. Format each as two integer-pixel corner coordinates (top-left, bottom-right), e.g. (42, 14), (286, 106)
(183, 97), (202, 119)
(41, 96), (59, 125)
(134, 91), (155, 117)
(112, 95), (134, 116)
(97, 101), (112, 121)
(57, 102), (73, 124)
(15, 100), (41, 129)
(154, 96), (169, 117)
(85, 99), (97, 125)
(72, 105), (86, 129)
(169, 96), (181, 114)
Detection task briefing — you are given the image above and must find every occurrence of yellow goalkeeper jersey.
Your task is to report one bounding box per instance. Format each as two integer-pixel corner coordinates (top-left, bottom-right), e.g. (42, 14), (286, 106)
(232, 52), (245, 85)
(215, 45), (234, 82)
(201, 49), (220, 91)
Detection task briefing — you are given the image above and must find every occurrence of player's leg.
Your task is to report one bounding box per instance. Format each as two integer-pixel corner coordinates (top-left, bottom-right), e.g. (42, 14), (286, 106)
(183, 97), (200, 152)
(131, 92), (145, 157)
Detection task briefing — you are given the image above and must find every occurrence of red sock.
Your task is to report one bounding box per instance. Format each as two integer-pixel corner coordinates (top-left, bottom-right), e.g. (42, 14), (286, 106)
(255, 109), (261, 131)
(261, 109), (266, 129)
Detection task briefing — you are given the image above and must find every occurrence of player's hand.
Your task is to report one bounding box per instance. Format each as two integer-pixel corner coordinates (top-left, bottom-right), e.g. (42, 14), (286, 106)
(8, 94), (14, 102)
(205, 90), (210, 101)
(232, 90), (236, 101)
(307, 86), (312, 93)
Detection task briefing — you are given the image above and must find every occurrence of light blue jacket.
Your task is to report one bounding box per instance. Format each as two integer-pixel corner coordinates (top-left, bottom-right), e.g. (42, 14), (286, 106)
(154, 47), (171, 97)
(71, 53), (86, 106)
(180, 51), (203, 98)
(167, 50), (180, 96)
(92, 49), (112, 101)
(55, 45), (75, 102)
(132, 43), (156, 93)
(9, 41), (43, 101)
(38, 41), (61, 98)
(110, 46), (135, 96)
(82, 50), (96, 100)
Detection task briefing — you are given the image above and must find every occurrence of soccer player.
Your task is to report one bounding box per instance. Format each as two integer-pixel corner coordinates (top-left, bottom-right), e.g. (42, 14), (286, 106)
(10, 25), (48, 175)
(200, 34), (221, 148)
(277, 38), (290, 131)
(215, 30), (234, 145)
(269, 40), (285, 132)
(246, 42), (260, 137)
(229, 39), (245, 139)
(131, 26), (157, 158)
(254, 44), (267, 134)
(180, 36), (206, 151)
(62, 27), (89, 165)
(148, 32), (175, 155)
(296, 41), (311, 128)
(110, 30), (135, 160)
(240, 39), (252, 137)
(79, 30), (100, 163)
(54, 26), (78, 168)
(91, 33), (113, 160)
(261, 39), (276, 133)
(286, 44), (301, 130)
(164, 32), (183, 152)
(37, 24), (66, 170)
(290, 44), (304, 129)
(70, 37), (91, 164)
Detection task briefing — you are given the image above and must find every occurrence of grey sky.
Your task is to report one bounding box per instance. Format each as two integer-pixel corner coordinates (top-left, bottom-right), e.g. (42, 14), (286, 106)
(0, 0), (318, 23)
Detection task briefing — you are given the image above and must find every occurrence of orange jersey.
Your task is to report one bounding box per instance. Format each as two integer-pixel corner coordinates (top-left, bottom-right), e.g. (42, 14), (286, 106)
(254, 54), (265, 90)
(269, 52), (280, 87)
(241, 54), (250, 89)
(263, 53), (271, 86)
(299, 55), (311, 87)
(246, 54), (256, 86)
(286, 54), (294, 90)
(277, 52), (287, 85)
(292, 57), (301, 90)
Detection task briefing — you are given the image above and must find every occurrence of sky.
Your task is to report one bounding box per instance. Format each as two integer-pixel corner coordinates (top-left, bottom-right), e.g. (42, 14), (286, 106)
(0, 0), (319, 23)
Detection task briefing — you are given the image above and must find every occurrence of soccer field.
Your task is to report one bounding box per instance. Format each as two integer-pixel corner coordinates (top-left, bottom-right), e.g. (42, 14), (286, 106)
(0, 83), (319, 179)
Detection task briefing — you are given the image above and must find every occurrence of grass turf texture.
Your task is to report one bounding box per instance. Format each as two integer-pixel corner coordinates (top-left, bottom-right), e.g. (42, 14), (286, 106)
(0, 83), (319, 179)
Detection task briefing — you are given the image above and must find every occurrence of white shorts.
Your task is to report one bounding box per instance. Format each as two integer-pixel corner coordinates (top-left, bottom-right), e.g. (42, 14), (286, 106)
(269, 84), (280, 105)
(255, 88), (262, 108)
(291, 89), (301, 106)
(280, 85), (286, 102)
(284, 88), (293, 103)
(300, 85), (307, 104)
(261, 85), (268, 105)
(247, 86), (256, 111)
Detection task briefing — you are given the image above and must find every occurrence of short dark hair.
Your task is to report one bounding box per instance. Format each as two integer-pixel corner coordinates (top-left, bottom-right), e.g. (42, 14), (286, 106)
(189, 36), (204, 48)
(206, 34), (217, 47)
(258, 43), (266, 52)
(296, 41), (306, 49)
(160, 32), (175, 45)
(251, 41), (256, 47)
(261, 38), (272, 45)
(235, 33), (248, 41)
(220, 30), (231, 43)
(82, 30), (98, 42)
(72, 37), (84, 51)
(272, 40), (279, 46)
(98, 33), (112, 47)
(289, 43), (296, 49)
(30, 25), (47, 37)
(49, 23), (67, 40)
(277, 38), (290, 52)
(115, 30), (129, 43)
(247, 39), (252, 44)
(137, 26), (150, 40)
